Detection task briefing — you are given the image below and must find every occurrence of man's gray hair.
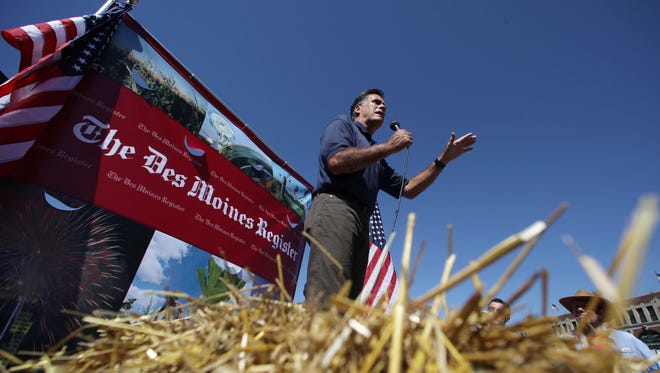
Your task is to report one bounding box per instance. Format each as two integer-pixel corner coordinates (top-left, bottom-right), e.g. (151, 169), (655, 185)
(350, 88), (384, 120)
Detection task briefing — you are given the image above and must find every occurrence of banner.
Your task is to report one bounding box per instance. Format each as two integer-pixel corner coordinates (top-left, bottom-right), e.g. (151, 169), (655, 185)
(0, 6), (312, 354)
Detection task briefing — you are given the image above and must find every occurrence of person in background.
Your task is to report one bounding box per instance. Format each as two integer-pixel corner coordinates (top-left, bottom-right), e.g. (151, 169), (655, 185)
(559, 290), (659, 371)
(487, 298), (511, 326)
(303, 88), (477, 305)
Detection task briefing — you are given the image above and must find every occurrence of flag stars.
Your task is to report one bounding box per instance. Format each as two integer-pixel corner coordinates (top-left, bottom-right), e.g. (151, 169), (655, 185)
(11, 4), (129, 76)
(369, 203), (387, 248)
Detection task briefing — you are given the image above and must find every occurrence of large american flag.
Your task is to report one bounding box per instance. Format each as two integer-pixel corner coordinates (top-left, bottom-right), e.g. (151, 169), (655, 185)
(0, 5), (129, 171)
(362, 202), (399, 307)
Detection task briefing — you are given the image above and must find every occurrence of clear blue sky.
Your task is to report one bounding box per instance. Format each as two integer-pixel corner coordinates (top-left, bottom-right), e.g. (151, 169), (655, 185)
(2, 0), (659, 320)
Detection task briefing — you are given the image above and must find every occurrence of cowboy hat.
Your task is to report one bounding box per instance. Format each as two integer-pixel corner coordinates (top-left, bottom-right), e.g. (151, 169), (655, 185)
(558, 290), (615, 320)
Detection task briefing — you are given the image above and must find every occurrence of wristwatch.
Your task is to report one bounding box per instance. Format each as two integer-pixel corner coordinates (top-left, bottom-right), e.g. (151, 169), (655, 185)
(433, 159), (446, 169)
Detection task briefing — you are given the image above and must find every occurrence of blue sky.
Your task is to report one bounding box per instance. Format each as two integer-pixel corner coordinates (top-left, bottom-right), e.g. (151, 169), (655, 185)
(2, 1), (659, 320)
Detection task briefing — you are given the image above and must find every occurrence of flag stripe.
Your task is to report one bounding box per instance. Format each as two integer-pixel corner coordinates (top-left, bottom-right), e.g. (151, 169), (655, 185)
(0, 75), (82, 149)
(371, 269), (398, 305)
(367, 247), (398, 305)
(1, 75), (81, 111)
(2, 17), (86, 70)
(19, 25), (40, 68)
(1, 106), (63, 128)
(1, 16), (88, 71)
(362, 243), (386, 303)
(0, 5), (128, 166)
(362, 202), (399, 308)
(36, 23), (56, 65)
(49, 21), (68, 48)
(0, 141), (35, 163)
(68, 18), (87, 41)
(366, 242), (384, 273)
(1, 28), (32, 66)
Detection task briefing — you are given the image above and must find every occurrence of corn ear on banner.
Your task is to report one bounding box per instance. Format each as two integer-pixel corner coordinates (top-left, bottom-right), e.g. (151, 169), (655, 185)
(0, 9), (312, 348)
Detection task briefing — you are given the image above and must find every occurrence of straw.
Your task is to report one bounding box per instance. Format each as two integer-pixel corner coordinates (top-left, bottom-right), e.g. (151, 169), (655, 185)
(4, 198), (658, 373)
(389, 213), (415, 373)
(410, 203), (567, 311)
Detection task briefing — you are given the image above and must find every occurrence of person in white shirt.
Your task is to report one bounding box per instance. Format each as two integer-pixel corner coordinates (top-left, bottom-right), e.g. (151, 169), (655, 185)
(559, 290), (659, 372)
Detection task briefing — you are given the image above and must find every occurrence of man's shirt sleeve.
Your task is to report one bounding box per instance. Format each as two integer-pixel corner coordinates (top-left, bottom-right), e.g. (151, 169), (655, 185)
(319, 116), (354, 170)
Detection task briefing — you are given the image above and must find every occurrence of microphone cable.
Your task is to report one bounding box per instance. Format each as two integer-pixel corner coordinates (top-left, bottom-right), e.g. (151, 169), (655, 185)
(389, 121), (410, 236)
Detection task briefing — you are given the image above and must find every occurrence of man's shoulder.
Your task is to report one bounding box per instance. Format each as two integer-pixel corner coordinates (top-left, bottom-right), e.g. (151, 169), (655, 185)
(327, 115), (352, 126)
(324, 115), (357, 134)
(609, 329), (645, 345)
(610, 329), (633, 338)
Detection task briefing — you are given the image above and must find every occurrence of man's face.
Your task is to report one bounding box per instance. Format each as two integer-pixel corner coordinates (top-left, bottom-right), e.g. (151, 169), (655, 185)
(571, 301), (601, 326)
(488, 301), (509, 325)
(355, 94), (387, 128)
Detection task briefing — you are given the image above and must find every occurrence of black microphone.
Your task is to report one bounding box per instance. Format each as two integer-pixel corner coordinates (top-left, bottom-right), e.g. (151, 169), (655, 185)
(389, 120), (400, 131)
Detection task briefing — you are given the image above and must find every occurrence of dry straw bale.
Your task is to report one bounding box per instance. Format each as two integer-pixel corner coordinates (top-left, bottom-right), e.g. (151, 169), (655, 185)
(3, 196), (659, 372)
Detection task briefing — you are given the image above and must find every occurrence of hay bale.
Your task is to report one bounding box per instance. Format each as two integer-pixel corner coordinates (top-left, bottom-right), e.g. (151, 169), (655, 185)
(3, 197), (658, 372)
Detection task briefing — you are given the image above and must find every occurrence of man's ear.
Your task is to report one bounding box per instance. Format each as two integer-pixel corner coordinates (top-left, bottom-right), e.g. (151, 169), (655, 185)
(353, 103), (362, 116)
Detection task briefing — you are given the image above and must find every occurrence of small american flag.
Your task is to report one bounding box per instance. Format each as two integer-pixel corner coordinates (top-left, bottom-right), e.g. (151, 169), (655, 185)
(361, 202), (399, 307)
(0, 5), (129, 170)
(656, 271), (660, 283)
(552, 303), (559, 311)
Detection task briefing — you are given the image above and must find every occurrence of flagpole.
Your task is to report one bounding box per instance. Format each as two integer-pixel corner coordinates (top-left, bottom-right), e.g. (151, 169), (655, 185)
(95, 0), (116, 14)
(96, 0), (136, 14)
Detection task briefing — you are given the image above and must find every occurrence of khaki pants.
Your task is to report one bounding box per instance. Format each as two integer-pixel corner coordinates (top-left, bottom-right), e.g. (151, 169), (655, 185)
(303, 193), (370, 305)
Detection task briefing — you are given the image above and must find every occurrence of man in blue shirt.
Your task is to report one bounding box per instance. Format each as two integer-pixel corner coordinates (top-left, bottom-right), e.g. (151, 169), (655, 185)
(303, 88), (477, 305)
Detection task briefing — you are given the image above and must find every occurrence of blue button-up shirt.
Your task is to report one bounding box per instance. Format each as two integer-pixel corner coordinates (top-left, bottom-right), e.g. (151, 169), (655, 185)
(314, 115), (407, 210)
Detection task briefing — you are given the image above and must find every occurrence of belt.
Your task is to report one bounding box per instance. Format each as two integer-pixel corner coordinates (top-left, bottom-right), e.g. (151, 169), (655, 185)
(315, 189), (372, 217)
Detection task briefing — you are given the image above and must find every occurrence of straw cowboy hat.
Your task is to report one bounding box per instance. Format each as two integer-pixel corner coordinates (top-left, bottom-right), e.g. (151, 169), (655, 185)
(559, 290), (616, 320)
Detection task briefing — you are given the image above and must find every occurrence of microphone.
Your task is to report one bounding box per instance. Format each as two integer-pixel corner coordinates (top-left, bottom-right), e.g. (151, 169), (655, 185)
(389, 120), (400, 131)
